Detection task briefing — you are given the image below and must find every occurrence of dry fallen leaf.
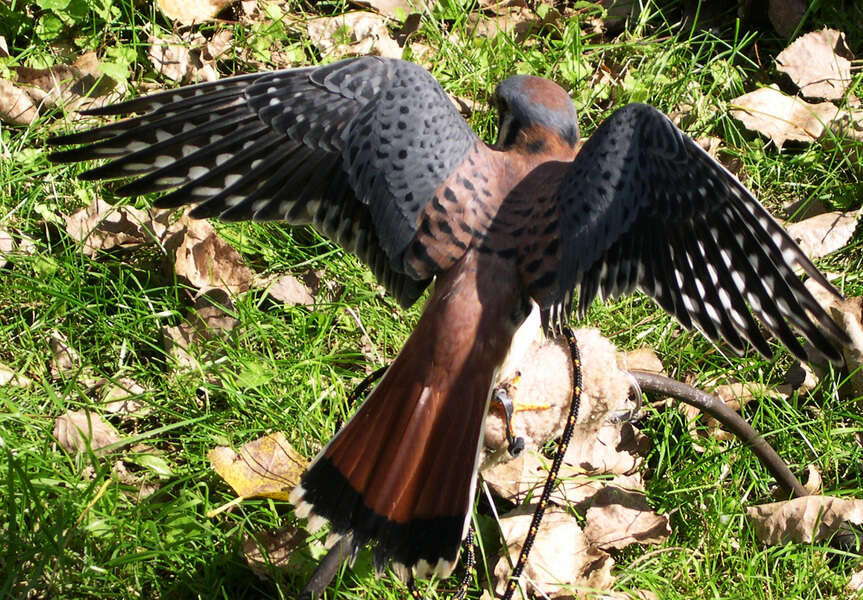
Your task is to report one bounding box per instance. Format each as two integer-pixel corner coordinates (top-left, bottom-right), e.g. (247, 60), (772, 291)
(354, 0), (433, 19)
(0, 77), (38, 125)
(784, 211), (859, 260)
(803, 464), (823, 495)
(776, 29), (854, 100)
(1, 54), (120, 124)
(0, 363), (32, 387)
(64, 199), (155, 256)
(149, 32), (219, 84)
(161, 323), (200, 370)
(746, 495), (863, 545)
(583, 485), (670, 550)
(621, 346), (665, 375)
(730, 85), (840, 148)
(0, 228), (13, 268)
(53, 410), (121, 455)
(102, 377), (149, 417)
(156, 0), (234, 24)
(307, 12), (401, 59)
(243, 526), (308, 576)
(565, 421), (649, 476)
(848, 566), (863, 595)
(174, 218), (254, 295)
(190, 287), (240, 337)
(49, 330), (80, 378)
(252, 273), (315, 306)
(493, 506), (616, 598)
(209, 432), (308, 501)
(802, 282), (863, 399)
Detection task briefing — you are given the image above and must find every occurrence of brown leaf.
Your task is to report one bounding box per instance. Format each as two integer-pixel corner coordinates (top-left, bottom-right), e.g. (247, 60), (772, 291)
(307, 12), (401, 59)
(802, 283), (863, 398)
(49, 330), (80, 378)
(0, 228), (14, 268)
(803, 464), (822, 495)
(243, 526), (308, 575)
(584, 486), (671, 550)
(564, 421), (649, 476)
(621, 346), (665, 375)
(784, 211), (858, 260)
(493, 506), (616, 598)
(53, 410), (121, 455)
(746, 495), (863, 545)
(102, 377), (149, 417)
(469, 7), (539, 41)
(156, 0), (234, 24)
(730, 85), (840, 148)
(849, 566), (863, 595)
(64, 199), (154, 256)
(190, 287), (240, 337)
(776, 29), (854, 100)
(0, 363), (32, 387)
(0, 77), (38, 125)
(161, 323), (200, 370)
(208, 432), (307, 501)
(148, 32), (219, 84)
(353, 0), (433, 19)
(252, 273), (315, 306)
(173, 218), (253, 295)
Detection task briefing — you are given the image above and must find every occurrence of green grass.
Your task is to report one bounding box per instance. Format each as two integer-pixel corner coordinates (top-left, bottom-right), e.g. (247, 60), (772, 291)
(2, 0), (862, 598)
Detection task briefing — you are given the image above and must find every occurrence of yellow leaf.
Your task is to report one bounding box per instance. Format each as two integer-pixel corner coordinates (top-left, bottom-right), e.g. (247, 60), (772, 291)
(209, 432), (307, 501)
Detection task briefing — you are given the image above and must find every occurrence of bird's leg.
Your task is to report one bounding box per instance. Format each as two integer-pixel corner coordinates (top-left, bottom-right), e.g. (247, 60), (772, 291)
(607, 371), (644, 424)
(492, 378), (525, 456)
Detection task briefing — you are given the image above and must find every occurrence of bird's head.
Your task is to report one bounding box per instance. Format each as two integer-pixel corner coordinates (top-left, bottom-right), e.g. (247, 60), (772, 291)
(493, 75), (580, 153)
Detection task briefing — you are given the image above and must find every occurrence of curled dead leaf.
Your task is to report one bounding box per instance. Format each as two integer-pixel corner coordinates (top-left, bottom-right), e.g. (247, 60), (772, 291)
(156, 0), (234, 24)
(784, 211), (858, 261)
(584, 485), (670, 550)
(64, 199), (155, 256)
(746, 495), (863, 545)
(730, 85), (840, 148)
(149, 32), (219, 84)
(174, 218), (253, 295)
(768, 0), (807, 38)
(49, 330), (80, 378)
(53, 410), (121, 455)
(307, 12), (401, 59)
(209, 432), (308, 501)
(776, 29), (854, 101)
(493, 506), (616, 598)
(0, 77), (38, 125)
(102, 377), (149, 417)
(190, 287), (240, 337)
(252, 272), (315, 306)
(0, 363), (32, 388)
(243, 526), (308, 576)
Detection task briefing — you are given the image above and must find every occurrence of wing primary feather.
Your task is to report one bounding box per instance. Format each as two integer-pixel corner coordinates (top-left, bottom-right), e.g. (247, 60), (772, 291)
(692, 217), (771, 356)
(114, 123), (272, 197)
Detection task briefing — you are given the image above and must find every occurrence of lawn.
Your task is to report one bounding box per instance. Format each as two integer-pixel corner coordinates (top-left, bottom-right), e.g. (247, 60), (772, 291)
(1, 0), (862, 598)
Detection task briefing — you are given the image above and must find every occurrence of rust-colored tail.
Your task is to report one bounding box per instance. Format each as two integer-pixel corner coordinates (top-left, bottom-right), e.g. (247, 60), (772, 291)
(290, 249), (524, 577)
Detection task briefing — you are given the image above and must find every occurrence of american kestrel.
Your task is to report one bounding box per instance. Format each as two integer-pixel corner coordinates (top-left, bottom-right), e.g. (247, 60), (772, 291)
(49, 56), (847, 581)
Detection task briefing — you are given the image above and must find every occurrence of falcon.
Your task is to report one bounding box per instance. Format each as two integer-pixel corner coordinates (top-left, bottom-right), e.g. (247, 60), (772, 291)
(48, 56), (848, 580)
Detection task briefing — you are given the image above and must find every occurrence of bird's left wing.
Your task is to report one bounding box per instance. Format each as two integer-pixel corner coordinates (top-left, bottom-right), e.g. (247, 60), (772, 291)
(545, 103), (847, 363)
(48, 57), (480, 307)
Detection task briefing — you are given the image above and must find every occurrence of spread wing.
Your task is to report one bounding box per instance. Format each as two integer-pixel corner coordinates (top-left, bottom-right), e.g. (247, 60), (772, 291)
(48, 56), (479, 307)
(548, 103), (847, 363)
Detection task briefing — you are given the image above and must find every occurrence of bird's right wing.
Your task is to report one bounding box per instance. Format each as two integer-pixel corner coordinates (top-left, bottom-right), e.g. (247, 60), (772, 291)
(547, 103), (847, 363)
(48, 57), (480, 307)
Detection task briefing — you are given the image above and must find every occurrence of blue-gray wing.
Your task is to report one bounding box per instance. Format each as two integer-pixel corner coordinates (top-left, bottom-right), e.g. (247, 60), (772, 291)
(48, 57), (479, 307)
(550, 103), (846, 363)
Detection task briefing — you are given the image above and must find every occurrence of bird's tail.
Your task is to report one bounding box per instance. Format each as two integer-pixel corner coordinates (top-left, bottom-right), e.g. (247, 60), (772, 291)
(290, 249), (524, 578)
